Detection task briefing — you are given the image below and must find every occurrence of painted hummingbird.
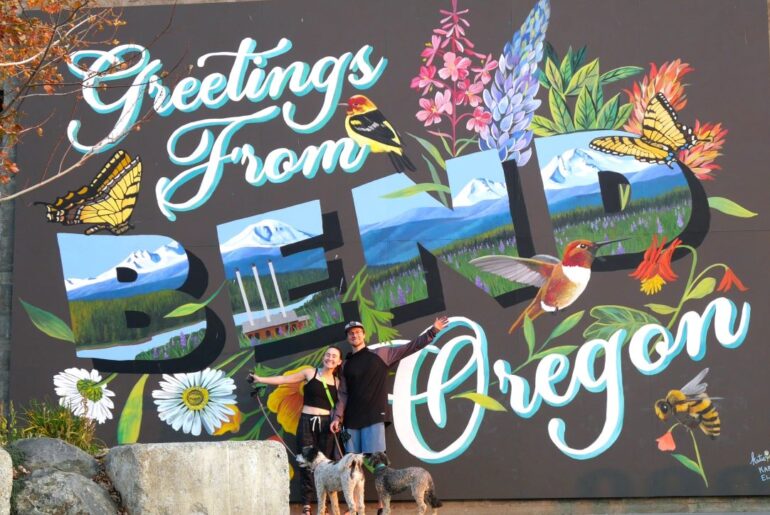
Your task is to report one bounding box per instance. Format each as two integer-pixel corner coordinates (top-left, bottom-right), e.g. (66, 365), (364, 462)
(470, 239), (625, 334)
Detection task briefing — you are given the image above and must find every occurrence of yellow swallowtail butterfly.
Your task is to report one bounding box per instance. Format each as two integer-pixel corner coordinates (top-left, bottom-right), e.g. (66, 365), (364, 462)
(37, 149), (142, 235)
(589, 93), (696, 165)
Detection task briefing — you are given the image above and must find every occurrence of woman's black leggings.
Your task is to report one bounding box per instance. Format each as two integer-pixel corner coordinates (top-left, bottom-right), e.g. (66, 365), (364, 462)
(296, 412), (335, 505)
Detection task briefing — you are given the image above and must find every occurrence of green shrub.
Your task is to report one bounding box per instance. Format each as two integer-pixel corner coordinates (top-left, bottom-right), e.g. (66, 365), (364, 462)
(0, 403), (22, 446)
(20, 399), (106, 455)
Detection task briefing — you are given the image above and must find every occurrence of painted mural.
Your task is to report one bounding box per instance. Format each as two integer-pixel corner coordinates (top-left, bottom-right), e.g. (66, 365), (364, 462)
(10, 0), (769, 499)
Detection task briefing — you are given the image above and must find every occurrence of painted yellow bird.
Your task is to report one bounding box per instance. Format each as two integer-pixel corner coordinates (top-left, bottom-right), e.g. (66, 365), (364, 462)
(344, 94), (416, 173)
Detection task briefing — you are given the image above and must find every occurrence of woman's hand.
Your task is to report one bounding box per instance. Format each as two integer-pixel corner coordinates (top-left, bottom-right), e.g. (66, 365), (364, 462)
(432, 316), (449, 332)
(247, 373), (261, 384)
(330, 420), (341, 433)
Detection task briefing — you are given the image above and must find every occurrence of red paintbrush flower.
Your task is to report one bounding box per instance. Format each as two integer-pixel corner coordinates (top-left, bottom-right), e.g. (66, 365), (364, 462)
(717, 267), (748, 293)
(629, 236), (681, 295)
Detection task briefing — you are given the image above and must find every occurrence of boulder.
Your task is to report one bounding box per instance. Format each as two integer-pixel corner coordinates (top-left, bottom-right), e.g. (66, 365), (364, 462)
(10, 437), (99, 478)
(13, 468), (118, 515)
(106, 440), (289, 514)
(0, 448), (11, 515)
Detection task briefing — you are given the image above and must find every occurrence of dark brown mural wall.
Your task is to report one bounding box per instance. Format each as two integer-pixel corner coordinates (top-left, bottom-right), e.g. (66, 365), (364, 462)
(11, 0), (770, 498)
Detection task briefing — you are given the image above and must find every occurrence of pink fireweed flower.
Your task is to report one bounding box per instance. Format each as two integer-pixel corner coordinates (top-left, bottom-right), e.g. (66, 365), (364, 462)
(466, 106), (492, 136)
(439, 52), (471, 82)
(455, 80), (483, 107)
(421, 35), (443, 65)
(471, 54), (498, 85)
(410, 65), (443, 95)
(417, 90), (453, 127)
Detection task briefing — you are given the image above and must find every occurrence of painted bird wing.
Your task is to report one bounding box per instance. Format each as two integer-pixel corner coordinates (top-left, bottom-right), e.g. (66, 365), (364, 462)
(680, 368), (709, 396)
(349, 111), (402, 148)
(470, 254), (558, 288)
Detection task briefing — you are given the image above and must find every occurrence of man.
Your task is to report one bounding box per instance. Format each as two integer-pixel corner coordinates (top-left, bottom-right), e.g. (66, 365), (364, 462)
(330, 316), (449, 455)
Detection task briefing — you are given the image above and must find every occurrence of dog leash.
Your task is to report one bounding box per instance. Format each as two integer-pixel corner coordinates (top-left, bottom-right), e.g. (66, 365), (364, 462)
(320, 376), (347, 459)
(250, 386), (297, 458)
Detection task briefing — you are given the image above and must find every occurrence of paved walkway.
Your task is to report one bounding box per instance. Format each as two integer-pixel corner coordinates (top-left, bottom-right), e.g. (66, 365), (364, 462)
(290, 496), (770, 514)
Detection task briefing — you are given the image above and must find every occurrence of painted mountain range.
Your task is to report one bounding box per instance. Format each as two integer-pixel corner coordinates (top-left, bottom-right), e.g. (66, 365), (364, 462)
(219, 219), (325, 278)
(65, 242), (189, 301)
(361, 178), (512, 266)
(539, 148), (690, 212)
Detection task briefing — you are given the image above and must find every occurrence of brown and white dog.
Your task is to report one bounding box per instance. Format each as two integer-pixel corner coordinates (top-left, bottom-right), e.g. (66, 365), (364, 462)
(368, 452), (441, 515)
(296, 447), (366, 515)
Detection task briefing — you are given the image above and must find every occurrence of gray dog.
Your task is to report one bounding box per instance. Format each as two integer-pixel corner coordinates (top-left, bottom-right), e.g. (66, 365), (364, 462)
(368, 452), (442, 515)
(296, 447), (366, 515)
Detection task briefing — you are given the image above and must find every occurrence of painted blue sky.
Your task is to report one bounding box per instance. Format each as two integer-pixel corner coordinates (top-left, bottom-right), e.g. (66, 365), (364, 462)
(353, 149), (507, 227)
(58, 234), (176, 279)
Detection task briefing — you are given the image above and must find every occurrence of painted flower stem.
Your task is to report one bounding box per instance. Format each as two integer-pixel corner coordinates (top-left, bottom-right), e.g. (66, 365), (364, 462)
(96, 372), (118, 387)
(226, 351), (257, 378)
(688, 428), (709, 487)
(214, 349), (251, 370)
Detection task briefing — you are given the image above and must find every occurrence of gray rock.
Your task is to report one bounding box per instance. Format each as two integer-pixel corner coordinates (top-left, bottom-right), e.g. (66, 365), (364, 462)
(0, 448), (11, 515)
(106, 440), (289, 515)
(13, 468), (117, 515)
(10, 438), (98, 478)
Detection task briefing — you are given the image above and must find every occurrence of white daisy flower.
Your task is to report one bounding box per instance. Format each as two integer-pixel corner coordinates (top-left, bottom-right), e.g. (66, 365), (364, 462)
(152, 368), (236, 436)
(53, 368), (115, 424)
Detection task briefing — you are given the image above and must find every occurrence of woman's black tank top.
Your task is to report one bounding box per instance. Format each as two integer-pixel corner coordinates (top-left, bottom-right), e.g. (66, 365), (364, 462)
(303, 369), (338, 410)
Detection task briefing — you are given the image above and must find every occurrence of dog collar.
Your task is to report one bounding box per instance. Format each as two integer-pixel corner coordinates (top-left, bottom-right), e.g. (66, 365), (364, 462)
(374, 464), (387, 470)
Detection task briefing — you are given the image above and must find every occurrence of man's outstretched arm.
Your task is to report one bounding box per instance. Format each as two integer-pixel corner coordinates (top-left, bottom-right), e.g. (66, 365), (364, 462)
(376, 316), (449, 366)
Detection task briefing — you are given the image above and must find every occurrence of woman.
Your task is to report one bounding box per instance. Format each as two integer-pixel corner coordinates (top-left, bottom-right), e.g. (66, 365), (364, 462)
(248, 345), (343, 515)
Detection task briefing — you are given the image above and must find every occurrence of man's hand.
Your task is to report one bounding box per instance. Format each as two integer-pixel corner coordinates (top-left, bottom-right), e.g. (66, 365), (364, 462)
(330, 420), (341, 433)
(432, 316), (449, 332)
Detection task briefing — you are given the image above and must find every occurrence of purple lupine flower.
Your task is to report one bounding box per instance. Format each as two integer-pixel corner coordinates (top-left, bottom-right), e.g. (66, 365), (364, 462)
(479, 0), (550, 166)
(475, 275), (484, 289)
(397, 286), (406, 305)
(179, 331), (187, 349)
(616, 241), (625, 254)
(676, 213), (684, 228)
(315, 314), (323, 327)
(656, 218), (664, 234)
(153, 347), (159, 359)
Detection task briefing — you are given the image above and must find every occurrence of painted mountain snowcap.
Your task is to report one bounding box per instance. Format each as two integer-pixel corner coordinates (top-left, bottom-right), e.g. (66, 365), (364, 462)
(65, 242), (188, 300)
(540, 147), (656, 190)
(453, 178), (508, 207)
(220, 219), (315, 253)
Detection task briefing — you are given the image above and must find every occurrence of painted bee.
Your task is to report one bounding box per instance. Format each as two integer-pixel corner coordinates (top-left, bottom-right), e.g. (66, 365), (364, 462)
(654, 368), (720, 438)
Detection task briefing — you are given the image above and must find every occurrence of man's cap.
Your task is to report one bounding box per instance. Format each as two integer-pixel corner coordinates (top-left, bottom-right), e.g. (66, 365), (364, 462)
(344, 321), (365, 334)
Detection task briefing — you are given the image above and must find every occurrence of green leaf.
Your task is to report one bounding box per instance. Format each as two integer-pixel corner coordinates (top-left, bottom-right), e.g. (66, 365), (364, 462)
(407, 132), (446, 170)
(451, 392), (507, 412)
(560, 48), (574, 86)
(572, 45), (587, 71)
(544, 58), (564, 94)
(523, 315), (536, 358)
(530, 115), (558, 136)
(595, 93), (620, 129)
(565, 58), (599, 96)
(531, 345), (579, 361)
(549, 89), (574, 133)
(672, 453), (702, 475)
(686, 277), (716, 301)
(545, 310), (584, 344)
(600, 66), (643, 84)
(164, 282), (225, 318)
(591, 78), (603, 109)
(19, 299), (74, 342)
(618, 183), (631, 210)
(645, 303), (677, 315)
(422, 155), (449, 207)
(544, 41), (559, 69)
(538, 71), (551, 90)
(117, 374), (148, 444)
(708, 197), (758, 218)
(380, 183), (451, 199)
(574, 86), (597, 130)
(584, 305), (660, 345)
(613, 103), (634, 129)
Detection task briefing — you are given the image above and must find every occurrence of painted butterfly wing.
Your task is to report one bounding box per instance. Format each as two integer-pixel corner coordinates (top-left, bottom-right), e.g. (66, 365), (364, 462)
(39, 149), (142, 234)
(589, 135), (671, 164)
(640, 93), (696, 152)
(589, 93), (695, 165)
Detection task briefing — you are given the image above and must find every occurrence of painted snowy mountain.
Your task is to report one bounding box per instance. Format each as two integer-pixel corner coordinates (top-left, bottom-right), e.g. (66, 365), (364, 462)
(539, 147), (689, 211)
(452, 178), (508, 207)
(219, 219), (324, 277)
(65, 242), (189, 301)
